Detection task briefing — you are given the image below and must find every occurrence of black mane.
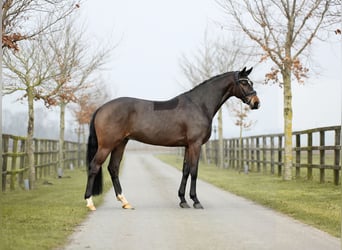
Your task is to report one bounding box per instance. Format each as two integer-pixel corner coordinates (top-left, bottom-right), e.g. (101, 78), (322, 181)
(186, 71), (234, 93)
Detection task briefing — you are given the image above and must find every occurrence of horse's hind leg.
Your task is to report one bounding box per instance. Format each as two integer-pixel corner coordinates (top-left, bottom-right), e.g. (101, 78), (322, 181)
(85, 148), (111, 211)
(107, 139), (132, 209)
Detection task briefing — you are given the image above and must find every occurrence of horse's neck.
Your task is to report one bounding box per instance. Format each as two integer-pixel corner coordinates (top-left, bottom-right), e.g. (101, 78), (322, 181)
(187, 76), (234, 119)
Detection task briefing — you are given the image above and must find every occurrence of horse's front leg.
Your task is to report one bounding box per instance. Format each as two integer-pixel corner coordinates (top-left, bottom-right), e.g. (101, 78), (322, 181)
(178, 147), (190, 208)
(189, 143), (203, 209)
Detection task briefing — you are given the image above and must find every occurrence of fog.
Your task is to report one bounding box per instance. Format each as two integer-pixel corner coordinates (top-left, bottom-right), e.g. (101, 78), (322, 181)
(3, 104), (81, 142)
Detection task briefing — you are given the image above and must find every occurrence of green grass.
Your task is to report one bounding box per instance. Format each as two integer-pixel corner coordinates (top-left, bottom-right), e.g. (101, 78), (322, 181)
(157, 154), (341, 237)
(0, 167), (112, 250)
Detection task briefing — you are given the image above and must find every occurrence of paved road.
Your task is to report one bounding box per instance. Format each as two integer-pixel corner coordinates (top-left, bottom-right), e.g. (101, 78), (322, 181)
(63, 153), (340, 250)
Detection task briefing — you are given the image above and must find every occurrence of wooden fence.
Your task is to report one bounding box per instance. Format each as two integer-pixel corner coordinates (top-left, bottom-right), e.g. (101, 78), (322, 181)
(2, 134), (86, 191)
(206, 125), (341, 185)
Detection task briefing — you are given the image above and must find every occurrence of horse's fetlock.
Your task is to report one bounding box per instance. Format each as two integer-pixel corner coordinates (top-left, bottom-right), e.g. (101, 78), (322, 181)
(190, 194), (199, 202)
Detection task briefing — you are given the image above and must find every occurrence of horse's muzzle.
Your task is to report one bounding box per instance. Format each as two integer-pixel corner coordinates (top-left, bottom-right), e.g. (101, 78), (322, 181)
(248, 96), (260, 110)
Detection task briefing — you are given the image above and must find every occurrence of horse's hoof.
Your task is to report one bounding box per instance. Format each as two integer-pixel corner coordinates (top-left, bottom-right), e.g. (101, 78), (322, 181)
(193, 202), (204, 209)
(179, 202), (190, 208)
(87, 204), (96, 211)
(122, 203), (134, 209)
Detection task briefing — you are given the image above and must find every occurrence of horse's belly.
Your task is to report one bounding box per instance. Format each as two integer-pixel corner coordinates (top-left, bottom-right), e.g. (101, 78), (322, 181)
(129, 126), (187, 147)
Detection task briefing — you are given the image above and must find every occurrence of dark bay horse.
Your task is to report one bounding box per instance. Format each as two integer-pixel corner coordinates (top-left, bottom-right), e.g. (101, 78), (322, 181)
(84, 67), (260, 210)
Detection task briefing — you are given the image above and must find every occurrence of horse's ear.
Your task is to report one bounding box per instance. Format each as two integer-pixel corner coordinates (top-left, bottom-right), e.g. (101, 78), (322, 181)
(246, 67), (253, 76)
(238, 67), (247, 78)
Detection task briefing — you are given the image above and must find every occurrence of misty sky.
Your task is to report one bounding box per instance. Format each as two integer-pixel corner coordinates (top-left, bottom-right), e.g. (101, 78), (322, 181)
(3, 0), (341, 139)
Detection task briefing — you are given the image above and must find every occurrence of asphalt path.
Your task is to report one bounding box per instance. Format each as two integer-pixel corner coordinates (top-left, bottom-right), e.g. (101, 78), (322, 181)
(63, 153), (340, 250)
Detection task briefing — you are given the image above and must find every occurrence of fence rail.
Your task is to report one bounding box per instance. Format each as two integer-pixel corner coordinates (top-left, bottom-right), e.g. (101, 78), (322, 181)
(2, 134), (86, 191)
(206, 125), (341, 185)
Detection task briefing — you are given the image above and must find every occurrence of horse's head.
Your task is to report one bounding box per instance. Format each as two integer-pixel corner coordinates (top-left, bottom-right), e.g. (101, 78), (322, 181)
(234, 67), (260, 110)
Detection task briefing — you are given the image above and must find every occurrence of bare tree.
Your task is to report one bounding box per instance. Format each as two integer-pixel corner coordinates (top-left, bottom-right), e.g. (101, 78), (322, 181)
(2, 0), (81, 51)
(3, 38), (58, 189)
(1, 0), (80, 189)
(46, 19), (113, 169)
(217, 0), (339, 180)
(324, 0), (342, 34)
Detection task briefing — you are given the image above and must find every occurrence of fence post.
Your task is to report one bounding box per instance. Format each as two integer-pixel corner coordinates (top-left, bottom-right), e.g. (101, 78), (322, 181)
(231, 140), (235, 169)
(256, 137), (260, 172)
(53, 141), (58, 175)
(234, 139), (238, 169)
(10, 138), (18, 190)
(207, 142), (212, 164)
(270, 136), (275, 174)
(230, 140), (234, 169)
(206, 141), (210, 164)
(215, 139), (218, 166)
(295, 134), (301, 178)
(34, 139), (38, 180)
(246, 138), (250, 172)
(251, 137), (255, 171)
(73, 142), (78, 169)
(262, 136), (267, 173)
(47, 140), (52, 176)
(42, 140), (46, 177)
(18, 138), (26, 187)
(334, 128), (340, 185)
(278, 135), (282, 177)
(319, 131), (325, 183)
(224, 140), (228, 168)
(239, 138), (244, 171)
(307, 132), (313, 180)
(2, 135), (9, 191)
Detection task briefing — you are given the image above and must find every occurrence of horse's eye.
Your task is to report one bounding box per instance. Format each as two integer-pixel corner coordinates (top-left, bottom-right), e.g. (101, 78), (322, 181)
(242, 80), (253, 87)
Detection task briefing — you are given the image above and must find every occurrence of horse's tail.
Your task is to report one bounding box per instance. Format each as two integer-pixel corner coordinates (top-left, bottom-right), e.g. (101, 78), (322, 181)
(86, 109), (103, 196)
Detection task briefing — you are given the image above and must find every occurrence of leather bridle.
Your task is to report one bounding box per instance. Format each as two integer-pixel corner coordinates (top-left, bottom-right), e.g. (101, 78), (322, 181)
(234, 72), (257, 104)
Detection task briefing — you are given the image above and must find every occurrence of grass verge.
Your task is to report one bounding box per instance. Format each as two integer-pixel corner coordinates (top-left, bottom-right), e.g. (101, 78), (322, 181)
(0, 168), (112, 250)
(157, 154), (341, 238)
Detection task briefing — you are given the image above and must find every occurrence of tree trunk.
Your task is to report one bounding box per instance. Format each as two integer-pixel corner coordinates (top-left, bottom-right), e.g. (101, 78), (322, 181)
(27, 87), (35, 189)
(59, 102), (66, 172)
(282, 10), (295, 181)
(282, 69), (293, 180)
(218, 108), (224, 168)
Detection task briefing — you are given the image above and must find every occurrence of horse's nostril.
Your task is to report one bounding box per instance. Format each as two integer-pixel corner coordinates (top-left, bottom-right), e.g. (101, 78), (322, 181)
(250, 101), (260, 110)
